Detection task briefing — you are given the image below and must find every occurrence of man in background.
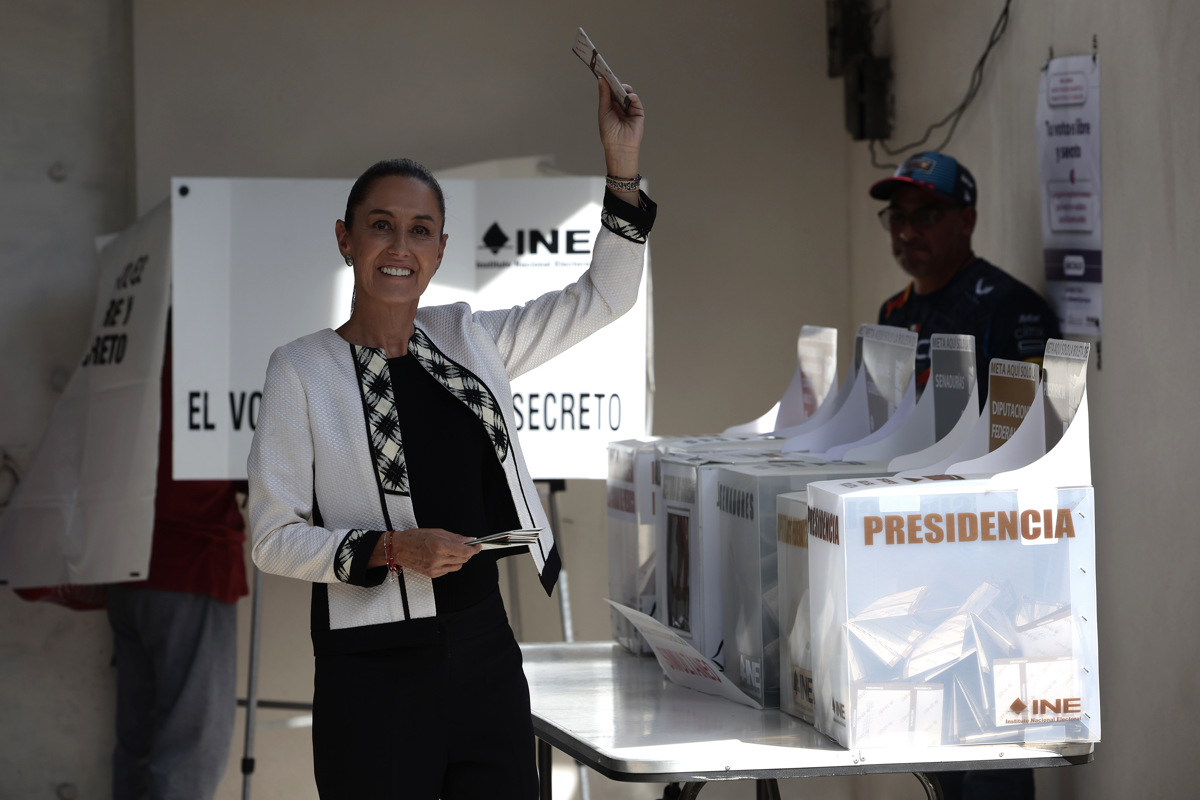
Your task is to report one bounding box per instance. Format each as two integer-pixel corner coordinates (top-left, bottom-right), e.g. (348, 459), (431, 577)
(873, 151), (1060, 397)
(871, 152), (1058, 798)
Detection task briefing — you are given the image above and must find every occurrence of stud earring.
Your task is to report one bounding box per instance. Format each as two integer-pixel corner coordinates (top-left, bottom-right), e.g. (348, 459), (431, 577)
(345, 255), (354, 267)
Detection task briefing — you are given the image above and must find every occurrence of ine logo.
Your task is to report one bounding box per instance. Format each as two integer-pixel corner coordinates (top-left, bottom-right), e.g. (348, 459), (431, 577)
(479, 222), (592, 257)
(481, 223), (509, 254)
(1009, 696), (1081, 716)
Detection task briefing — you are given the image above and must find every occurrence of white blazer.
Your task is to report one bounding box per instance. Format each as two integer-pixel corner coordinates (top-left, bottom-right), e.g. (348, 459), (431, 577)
(247, 195), (653, 654)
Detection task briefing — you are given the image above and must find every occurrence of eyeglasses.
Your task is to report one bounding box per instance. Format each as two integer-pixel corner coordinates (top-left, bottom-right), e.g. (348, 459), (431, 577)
(877, 205), (953, 233)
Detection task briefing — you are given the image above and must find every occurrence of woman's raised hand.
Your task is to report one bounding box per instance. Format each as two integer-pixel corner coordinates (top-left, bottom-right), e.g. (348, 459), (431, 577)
(598, 76), (643, 189)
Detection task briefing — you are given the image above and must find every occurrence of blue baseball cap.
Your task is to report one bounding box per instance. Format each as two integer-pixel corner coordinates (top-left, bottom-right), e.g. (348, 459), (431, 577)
(869, 151), (977, 206)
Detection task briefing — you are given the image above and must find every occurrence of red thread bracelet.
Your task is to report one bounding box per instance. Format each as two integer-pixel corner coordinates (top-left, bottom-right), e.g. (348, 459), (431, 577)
(384, 531), (402, 575)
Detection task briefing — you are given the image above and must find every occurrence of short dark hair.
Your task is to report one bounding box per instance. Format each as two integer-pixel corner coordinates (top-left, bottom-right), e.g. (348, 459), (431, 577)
(344, 159), (446, 232)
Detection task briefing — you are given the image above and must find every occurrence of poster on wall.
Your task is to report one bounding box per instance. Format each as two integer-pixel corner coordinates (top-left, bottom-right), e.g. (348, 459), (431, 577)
(1037, 54), (1102, 340)
(0, 203), (172, 588)
(171, 176), (650, 481)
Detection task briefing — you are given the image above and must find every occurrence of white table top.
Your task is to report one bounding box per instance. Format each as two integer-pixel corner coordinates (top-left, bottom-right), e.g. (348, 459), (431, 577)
(522, 642), (1093, 784)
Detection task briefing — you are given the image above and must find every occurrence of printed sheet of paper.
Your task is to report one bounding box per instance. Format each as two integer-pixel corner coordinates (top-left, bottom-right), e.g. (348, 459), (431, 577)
(1037, 55), (1102, 339)
(606, 599), (762, 708)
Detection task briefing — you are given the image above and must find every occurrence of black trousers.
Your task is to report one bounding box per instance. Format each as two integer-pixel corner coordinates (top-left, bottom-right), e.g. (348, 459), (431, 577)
(312, 590), (538, 799)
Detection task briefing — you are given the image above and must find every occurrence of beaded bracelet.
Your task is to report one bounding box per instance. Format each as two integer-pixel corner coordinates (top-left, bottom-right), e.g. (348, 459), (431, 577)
(605, 173), (641, 193)
(384, 531), (402, 575)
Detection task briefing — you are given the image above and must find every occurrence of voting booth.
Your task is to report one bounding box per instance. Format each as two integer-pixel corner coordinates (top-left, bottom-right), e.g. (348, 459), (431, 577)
(170, 175), (651, 482)
(0, 174), (652, 589)
(0, 205), (172, 588)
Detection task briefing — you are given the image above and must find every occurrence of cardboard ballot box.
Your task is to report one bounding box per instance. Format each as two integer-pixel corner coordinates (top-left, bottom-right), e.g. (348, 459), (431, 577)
(655, 435), (787, 460)
(805, 476), (1099, 748)
(805, 339), (1099, 748)
(717, 460), (893, 709)
(607, 434), (785, 654)
(657, 450), (786, 663)
(607, 439), (661, 655)
(776, 491), (815, 723)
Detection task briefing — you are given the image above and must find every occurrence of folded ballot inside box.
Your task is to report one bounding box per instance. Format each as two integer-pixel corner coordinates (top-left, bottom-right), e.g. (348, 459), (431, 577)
(717, 460), (893, 709)
(806, 340), (1099, 749)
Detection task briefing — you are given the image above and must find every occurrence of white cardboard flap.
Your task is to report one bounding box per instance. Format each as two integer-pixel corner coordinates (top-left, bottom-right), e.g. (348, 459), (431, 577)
(606, 599), (762, 709)
(782, 367), (870, 453)
(990, 389), (1091, 490)
(783, 324), (915, 454)
(725, 325), (838, 435)
(949, 379), (1047, 477)
(828, 378), (920, 461)
(774, 328), (864, 439)
(888, 381), (981, 474)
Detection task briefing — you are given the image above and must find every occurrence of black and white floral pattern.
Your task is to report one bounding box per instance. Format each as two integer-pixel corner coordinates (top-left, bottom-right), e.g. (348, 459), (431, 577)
(350, 330), (510, 501)
(600, 189), (655, 244)
(601, 206), (650, 243)
(334, 528), (370, 582)
(409, 328), (510, 462)
(351, 346), (409, 495)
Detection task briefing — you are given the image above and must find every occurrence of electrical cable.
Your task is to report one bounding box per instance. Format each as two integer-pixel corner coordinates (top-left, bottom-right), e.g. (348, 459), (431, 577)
(869, 0), (1012, 169)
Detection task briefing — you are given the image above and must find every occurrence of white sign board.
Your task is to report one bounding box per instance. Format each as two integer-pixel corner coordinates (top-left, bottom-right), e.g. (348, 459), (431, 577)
(171, 176), (650, 481)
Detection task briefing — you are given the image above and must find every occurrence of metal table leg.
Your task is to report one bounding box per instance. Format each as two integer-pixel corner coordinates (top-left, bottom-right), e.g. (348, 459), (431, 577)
(240, 567), (263, 800)
(538, 738), (553, 800)
(756, 778), (782, 799)
(913, 772), (944, 800)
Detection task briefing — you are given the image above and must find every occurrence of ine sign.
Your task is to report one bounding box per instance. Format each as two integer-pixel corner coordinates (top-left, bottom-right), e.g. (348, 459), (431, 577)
(171, 176), (650, 481)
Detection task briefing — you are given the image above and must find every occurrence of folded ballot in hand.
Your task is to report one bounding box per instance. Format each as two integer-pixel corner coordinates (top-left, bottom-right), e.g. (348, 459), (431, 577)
(464, 529), (544, 550)
(572, 27), (632, 112)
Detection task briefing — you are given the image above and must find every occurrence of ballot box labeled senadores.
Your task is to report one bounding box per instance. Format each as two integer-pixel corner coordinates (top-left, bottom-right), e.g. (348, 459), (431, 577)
(717, 460), (894, 709)
(609, 434), (787, 655)
(657, 449), (788, 665)
(805, 340), (1099, 749)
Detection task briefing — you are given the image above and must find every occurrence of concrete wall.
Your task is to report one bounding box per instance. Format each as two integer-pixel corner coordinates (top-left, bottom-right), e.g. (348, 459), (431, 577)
(0, 0), (134, 796)
(2, 1), (1196, 798)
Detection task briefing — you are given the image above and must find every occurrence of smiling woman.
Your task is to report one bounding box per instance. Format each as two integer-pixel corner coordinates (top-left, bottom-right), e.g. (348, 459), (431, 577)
(335, 163), (449, 337)
(246, 75), (656, 800)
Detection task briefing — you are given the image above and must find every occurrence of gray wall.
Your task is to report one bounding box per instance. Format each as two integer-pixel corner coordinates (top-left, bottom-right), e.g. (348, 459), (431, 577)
(1, 1), (1196, 799)
(0, 0), (134, 795)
